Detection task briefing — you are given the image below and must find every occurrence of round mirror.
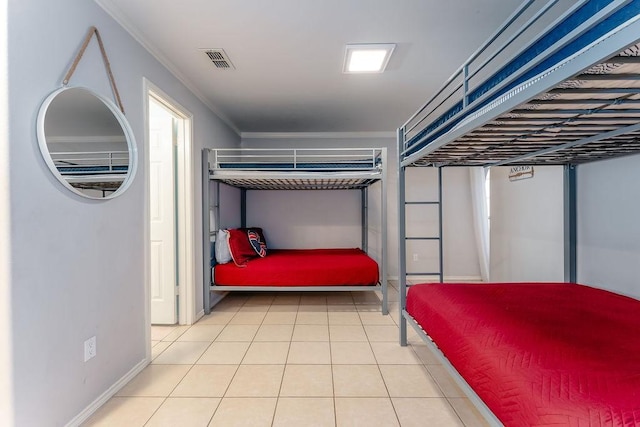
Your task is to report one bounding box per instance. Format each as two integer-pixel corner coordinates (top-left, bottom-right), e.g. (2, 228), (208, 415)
(37, 86), (137, 199)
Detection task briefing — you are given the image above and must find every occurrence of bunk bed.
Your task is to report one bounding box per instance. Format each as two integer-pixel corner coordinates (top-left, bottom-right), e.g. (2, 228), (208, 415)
(202, 147), (388, 315)
(51, 149), (129, 193)
(397, 1), (640, 426)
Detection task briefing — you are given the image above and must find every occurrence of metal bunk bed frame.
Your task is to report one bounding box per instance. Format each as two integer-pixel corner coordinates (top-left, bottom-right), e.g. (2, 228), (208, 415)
(397, 1), (640, 425)
(202, 147), (388, 315)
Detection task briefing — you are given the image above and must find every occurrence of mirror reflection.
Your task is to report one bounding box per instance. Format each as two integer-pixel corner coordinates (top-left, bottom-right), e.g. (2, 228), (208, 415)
(38, 87), (136, 199)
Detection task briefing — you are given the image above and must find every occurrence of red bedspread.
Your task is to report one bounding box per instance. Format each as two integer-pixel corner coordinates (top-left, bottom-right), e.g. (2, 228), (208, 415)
(406, 283), (640, 427)
(214, 248), (379, 286)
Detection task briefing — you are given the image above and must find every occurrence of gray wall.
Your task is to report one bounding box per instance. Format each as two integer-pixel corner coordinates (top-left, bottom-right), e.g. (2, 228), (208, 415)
(241, 136), (481, 280)
(0, 0), (11, 421)
(247, 190), (362, 249)
(5, 0), (238, 425)
(489, 166), (564, 282)
(577, 154), (640, 298)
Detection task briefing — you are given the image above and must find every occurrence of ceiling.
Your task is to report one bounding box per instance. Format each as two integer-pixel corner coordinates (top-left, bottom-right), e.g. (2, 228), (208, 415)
(97, 0), (523, 135)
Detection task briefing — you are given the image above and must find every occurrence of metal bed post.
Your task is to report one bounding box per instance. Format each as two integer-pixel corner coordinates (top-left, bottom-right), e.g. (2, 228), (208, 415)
(202, 149), (212, 315)
(361, 187), (368, 252)
(438, 167), (444, 283)
(240, 188), (247, 228)
(564, 164), (577, 283)
(215, 181), (221, 234)
(398, 129), (409, 346)
(381, 147), (388, 315)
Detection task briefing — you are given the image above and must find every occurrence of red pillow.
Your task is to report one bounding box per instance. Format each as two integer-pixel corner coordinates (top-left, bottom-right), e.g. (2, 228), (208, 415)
(227, 228), (257, 266)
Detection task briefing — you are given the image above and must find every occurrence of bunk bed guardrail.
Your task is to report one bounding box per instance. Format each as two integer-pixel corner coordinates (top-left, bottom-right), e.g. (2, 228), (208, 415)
(209, 147), (385, 191)
(211, 147), (383, 171)
(52, 150), (129, 178)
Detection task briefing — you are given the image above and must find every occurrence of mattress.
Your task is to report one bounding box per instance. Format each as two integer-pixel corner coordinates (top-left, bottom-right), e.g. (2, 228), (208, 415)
(214, 248), (379, 286)
(406, 282), (640, 426)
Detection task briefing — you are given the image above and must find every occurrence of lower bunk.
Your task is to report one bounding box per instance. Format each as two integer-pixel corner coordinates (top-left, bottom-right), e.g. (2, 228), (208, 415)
(401, 282), (640, 427)
(213, 247), (387, 314)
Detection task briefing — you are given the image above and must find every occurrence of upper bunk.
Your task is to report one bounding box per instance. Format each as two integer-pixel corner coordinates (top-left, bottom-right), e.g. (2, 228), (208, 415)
(206, 147), (386, 190)
(400, 0), (640, 168)
(51, 149), (129, 192)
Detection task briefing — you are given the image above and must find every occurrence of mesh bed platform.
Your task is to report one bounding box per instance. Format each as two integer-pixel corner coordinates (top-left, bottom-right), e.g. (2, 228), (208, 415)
(212, 174), (381, 190)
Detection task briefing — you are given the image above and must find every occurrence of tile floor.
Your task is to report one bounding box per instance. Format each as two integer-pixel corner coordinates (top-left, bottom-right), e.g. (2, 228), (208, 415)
(84, 283), (489, 427)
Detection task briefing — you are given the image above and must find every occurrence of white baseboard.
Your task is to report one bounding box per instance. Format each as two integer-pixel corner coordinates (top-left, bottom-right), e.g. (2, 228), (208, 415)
(388, 275), (482, 283)
(65, 357), (149, 427)
(194, 309), (205, 323)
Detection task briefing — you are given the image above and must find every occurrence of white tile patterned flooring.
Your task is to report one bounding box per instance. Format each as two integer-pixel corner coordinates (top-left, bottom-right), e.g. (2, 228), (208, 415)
(84, 282), (489, 427)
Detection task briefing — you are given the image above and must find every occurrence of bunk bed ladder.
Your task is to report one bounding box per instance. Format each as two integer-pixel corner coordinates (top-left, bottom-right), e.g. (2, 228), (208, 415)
(399, 128), (444, 346)
(403, 167), (444, 283)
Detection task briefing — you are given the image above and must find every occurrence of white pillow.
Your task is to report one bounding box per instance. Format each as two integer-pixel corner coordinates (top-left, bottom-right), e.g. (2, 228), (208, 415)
(215, 229), (232, 264)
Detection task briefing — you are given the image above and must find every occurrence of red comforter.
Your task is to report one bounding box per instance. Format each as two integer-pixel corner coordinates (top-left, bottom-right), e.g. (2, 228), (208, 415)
(406, 283), (640, 427)
(214, 248), (379, 286)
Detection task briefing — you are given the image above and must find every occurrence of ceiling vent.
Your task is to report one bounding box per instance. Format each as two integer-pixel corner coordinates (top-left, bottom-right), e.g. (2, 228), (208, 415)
(202, 48), (235, 70)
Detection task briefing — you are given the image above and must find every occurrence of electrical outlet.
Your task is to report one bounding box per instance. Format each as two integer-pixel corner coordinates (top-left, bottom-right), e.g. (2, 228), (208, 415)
(84, 336), (97, 362)
(412, 253), (419, 261)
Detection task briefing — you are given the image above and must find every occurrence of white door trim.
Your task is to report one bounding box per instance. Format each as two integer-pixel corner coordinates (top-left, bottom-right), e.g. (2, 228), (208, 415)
(149, 97), (178, 324)
(143, 79), (196, 338)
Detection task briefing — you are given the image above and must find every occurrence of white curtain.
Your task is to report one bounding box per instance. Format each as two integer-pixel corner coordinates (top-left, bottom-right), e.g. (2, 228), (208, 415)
(469, 167), (490, 281)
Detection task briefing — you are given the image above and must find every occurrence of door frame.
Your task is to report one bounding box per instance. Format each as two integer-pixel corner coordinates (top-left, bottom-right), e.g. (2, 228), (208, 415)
(143, 78), (196, 341)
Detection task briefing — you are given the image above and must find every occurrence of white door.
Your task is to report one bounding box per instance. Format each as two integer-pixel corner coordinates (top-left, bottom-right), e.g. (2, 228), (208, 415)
(149, 98), (177, 324)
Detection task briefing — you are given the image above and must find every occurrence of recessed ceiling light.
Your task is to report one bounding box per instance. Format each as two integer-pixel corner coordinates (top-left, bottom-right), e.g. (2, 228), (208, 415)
(343, 44), (395, 74)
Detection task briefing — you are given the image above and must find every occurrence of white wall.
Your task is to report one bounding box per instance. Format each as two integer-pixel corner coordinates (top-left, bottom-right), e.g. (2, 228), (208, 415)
(577, 154), (640, 298)
(5, 1), (239, 425)
(241, 136), (481, 280)
(490, 166), (564, 282)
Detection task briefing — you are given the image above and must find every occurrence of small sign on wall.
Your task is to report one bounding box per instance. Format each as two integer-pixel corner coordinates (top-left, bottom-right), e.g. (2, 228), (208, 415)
(509, 166), (534, 181)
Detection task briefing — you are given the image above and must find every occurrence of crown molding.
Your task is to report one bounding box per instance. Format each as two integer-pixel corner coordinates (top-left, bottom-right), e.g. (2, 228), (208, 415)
(241, 131), (396, 140)
(94, 0), (240, 135)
